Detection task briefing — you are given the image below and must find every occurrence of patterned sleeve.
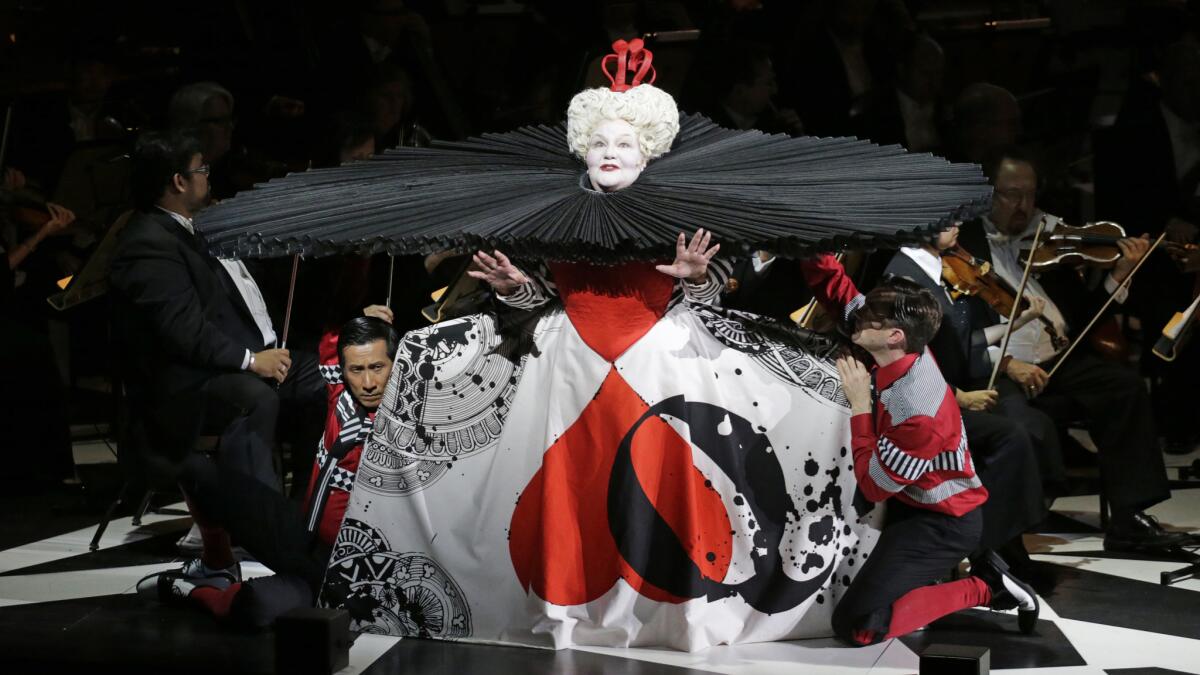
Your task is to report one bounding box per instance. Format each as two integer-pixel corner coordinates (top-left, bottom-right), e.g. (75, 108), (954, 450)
(317, 329), (344, 395)
(494, 261), (557, 310)
(677, 257), (733, 307)
(849, 413), (947, 502)
(799, 253), (864, 322)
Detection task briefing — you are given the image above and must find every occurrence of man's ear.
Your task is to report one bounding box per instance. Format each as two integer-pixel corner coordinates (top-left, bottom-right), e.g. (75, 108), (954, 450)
(888, 327), (907, 351)
(170, 172), (188, 194)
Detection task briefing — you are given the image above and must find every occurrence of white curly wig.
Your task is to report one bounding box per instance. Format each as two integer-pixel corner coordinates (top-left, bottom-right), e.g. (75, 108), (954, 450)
(566, 84), (680, 161)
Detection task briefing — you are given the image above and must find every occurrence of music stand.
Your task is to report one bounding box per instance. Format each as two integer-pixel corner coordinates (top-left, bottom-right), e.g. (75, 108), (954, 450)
(46, 210), (132, 311)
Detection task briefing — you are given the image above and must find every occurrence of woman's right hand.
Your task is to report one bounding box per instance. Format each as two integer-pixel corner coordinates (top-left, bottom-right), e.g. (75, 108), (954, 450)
(467, 250), (530, 296)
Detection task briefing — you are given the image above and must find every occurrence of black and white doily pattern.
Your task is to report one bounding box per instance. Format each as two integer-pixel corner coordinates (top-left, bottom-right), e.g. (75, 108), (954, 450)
(322, 519), (472, 640)
(362, 314), (528, 495)
(690, 305), (848, 407)
(354, 445), (452, 497)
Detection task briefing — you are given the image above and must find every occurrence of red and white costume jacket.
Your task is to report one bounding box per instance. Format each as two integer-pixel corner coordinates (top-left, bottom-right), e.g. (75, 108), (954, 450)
(800, 254), (988, 517)
(303, 330), (374, 547)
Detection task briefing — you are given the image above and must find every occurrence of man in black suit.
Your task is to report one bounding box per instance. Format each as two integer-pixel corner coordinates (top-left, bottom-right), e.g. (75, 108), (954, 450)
(883, 225), (1049, 573)
(858, 32), (945, 153)
(953, 148), (1183, 552)
(1095, 40), (1200, 451)
(110, 131), (324, 578)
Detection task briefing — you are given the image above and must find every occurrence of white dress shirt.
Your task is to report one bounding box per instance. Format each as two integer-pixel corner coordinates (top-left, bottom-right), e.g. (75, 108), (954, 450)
(981, 212), (1127, 365)
(159, 208), (277, 369)
(896, 89), (940, 153)
(899, 246), (954, 299)
(829, 30), (873, 100)
(1161, 102), (1200, 184)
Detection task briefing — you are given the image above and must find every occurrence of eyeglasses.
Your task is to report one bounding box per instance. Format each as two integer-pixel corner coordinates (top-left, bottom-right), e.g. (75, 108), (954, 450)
(198, 115), (236, 129)
(181, 164), (211, 177)
(994, 188), (1035, 204)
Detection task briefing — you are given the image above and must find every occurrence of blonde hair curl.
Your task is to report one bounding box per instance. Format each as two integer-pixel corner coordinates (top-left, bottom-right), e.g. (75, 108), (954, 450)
(566, 84), (680, 161)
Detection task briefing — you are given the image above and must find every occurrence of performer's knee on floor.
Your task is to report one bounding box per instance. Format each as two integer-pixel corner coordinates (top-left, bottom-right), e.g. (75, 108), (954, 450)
(832, 604), (890, 647)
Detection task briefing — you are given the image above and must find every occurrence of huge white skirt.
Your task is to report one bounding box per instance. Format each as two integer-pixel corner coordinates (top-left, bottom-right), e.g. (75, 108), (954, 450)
(320, 301), (882, 651)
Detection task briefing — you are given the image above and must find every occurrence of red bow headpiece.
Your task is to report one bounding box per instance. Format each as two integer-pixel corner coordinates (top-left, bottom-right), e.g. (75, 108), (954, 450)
(601, 38), (656, 92)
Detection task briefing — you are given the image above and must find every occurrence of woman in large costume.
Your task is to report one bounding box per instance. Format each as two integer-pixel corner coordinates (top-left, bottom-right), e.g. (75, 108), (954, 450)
(197, 40), (990, 651)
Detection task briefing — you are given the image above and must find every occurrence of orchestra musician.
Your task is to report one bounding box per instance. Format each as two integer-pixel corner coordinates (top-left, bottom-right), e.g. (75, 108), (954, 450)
(954, 147), (1183, 553)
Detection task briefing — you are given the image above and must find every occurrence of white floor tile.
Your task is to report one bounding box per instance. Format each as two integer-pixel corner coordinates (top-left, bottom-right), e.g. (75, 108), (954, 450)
(1030, 553), (1200, 592)
(340, 634), (403, 675)
(1054, 617), (1200, 672)
(577, 636), (920, 675)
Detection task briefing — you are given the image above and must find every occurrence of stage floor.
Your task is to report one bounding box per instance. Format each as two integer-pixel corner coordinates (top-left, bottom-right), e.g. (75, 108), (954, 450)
(1, 450), (1197, 674)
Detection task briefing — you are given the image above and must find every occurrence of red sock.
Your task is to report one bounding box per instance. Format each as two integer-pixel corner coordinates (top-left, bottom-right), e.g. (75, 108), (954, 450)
(884, 577), (991, 639)
(190, 582), (243, 618)
(181, 491), (236, 570)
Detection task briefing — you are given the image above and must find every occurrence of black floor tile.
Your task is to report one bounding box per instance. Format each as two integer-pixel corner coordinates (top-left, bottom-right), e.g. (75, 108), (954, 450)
(1032, 510), (1103, 535)
(0, 518), (189, 577)
(899, 609), (1085, 670)
(0, 593), (273, 674)
(1034, 561), (1200, 640)
(363, 638), (713, 675)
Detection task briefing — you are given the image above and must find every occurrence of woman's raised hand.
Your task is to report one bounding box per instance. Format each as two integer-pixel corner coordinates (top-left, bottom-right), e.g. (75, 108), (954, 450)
(656, 229), (720, 282)
(467, 250), (530, 296)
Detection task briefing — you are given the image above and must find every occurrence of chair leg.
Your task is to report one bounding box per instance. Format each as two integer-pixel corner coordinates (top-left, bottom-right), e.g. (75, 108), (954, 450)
(90, 481), (129, 552)
(132, 490), (155, 527)
(1099, 491), (1110, 531)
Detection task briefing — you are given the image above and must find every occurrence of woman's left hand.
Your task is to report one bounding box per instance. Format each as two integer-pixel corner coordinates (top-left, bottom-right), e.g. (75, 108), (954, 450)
(656, 229), (720, 282)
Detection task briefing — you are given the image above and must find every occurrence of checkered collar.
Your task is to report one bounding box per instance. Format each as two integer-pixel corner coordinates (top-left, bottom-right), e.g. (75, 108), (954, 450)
(872, 352), (920, 392)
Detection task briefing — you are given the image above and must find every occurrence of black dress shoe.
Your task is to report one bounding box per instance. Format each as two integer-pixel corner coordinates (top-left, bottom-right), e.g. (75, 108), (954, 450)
(971, 550), (1040, 634)
(1104, 512), (1191, 552)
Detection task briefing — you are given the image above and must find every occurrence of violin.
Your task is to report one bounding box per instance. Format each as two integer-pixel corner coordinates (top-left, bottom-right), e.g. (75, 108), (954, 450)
(9, 202), (52, 230)
(1018, 219), (1126, 269)
(940, 244), (1070, 350)
(1154, 293), (1200, 362)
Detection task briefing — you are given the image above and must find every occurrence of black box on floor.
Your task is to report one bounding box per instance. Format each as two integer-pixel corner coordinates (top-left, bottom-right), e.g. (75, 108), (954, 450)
(920, 643), (990, 675)
(275, 607), (351, 675)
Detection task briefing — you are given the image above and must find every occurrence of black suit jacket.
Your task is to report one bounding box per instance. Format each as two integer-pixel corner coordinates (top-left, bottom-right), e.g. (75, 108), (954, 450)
(109, 210), (266, 399)
(883, 251), (998, 390)
(721, 256), (813, 322)
(1095, 92), (1198, 238)
(956, 218), (1113, 346)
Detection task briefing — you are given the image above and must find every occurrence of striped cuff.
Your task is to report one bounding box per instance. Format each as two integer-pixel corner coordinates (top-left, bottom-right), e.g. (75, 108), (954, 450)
(682, 275), (722, 305)
(495, 282), (549, 310)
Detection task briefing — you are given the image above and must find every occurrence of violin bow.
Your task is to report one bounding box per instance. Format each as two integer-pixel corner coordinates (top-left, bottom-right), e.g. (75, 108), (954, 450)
(987, 216), (1050, 390)
(1045, 231), (1167, 380)
(279, 253), (301, 350)
(0, 104), (12, 173)
(386, 254), (396, 309)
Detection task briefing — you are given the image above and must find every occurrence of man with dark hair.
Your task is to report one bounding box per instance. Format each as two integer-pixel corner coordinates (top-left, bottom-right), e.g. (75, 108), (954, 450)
(821, 275), (1040, 644)
(885, 225), (1052, 582)
(111, 129), (324, 577)
(949, 83), (1022, 164)
(698, 42), (805, 136)
(140, 315), (399, 627)
(859, 32), (945, 152)
(956, 149), (1183, 552)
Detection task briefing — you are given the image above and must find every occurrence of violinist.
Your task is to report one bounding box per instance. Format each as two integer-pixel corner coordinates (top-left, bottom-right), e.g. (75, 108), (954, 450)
(2, 177), (78, 306)
(956, 148), (1182, 553)
(0, 170), (77, 486)
(1096, 39), (1200, 454)
(883, 223), (1051, 582)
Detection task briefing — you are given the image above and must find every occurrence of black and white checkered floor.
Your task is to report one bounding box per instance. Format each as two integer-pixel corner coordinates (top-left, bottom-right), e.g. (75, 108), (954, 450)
(0, 447), (1196, 674)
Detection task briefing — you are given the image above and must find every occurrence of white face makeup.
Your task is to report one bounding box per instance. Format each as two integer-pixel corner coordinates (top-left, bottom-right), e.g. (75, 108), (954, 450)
(585, 118), (646, 192)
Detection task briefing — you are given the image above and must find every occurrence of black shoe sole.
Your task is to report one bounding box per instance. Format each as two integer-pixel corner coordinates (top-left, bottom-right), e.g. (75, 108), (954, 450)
(1103, 535), (1192, 553)
(982, 551), (1040, 634)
